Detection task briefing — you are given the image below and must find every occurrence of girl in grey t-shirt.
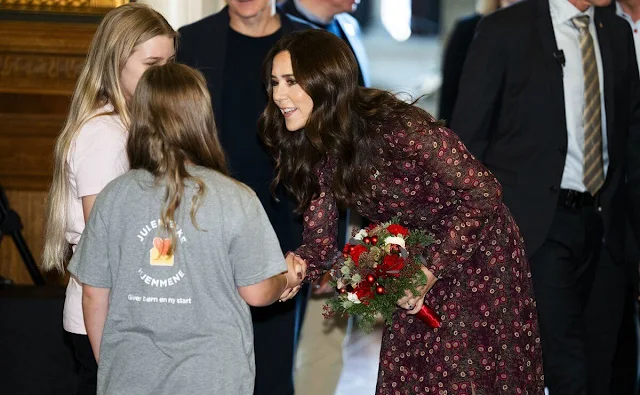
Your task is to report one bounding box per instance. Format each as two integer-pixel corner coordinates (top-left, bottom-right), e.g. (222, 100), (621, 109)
(69, 64), (305, 395)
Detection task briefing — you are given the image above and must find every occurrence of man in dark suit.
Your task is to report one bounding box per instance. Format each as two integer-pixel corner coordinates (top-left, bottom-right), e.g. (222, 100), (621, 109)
(176, 2), (312, 394)
(279, 0), (370, 87)
(451, 0), (640, 393)
(438, 0), (518, 126)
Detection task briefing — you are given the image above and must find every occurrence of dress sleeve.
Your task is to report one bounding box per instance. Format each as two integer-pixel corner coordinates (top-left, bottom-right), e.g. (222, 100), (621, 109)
(387, 113), (503, 279)
(293, 162), (342, 283)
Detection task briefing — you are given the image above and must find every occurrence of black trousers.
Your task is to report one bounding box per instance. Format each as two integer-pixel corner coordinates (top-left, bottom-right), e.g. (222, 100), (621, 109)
(252, 300), (297, 395)
(68, 332), (97, 395)
(610, 281), (639, 395)
(529, 204), (628, 394)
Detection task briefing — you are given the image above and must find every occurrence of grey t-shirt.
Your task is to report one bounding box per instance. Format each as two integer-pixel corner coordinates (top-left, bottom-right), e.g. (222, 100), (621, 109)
(68, 167), (286, 395)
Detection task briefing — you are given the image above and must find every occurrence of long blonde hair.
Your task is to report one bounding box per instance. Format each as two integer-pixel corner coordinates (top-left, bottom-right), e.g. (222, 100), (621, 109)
(127, 63), (229, 248)
(42, 3), (176, 272)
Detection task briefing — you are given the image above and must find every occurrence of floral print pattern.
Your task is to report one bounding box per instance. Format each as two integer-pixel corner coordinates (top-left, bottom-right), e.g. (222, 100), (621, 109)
(295, 112), (544, 394)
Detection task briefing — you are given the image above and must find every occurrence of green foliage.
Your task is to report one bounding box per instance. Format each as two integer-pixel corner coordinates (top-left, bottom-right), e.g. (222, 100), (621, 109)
(324, 218), (433, 333)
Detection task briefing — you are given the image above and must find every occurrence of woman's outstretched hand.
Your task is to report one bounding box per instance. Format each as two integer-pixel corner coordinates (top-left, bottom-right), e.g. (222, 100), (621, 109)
(279, 253), (307, 302)
(396, 265), (438, 315)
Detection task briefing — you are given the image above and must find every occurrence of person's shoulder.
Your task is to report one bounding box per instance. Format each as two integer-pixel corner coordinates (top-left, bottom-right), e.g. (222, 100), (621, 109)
(481, 0), (533, 28)
(75, 108), (126, 145)
(335, 12), (363, 34)
(454, 13), (482, 30)
(335, 12), (358, 25)
(90, 170), (141, 215)
(449, 13), (482, 43)
(191, 167), (256, 203)
(381, 108), (438, 140)
(456, 12), (482, 26)
(178, 10), (224, 39)
(282, 12), (317, 31)
(597, 6), (632, 32)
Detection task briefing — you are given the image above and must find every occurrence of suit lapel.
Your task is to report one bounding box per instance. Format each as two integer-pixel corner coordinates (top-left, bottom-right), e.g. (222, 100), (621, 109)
(335, 14), (370, 87)
(535, 0), (566, 130)
(278, 7), (297, 34)
(196, 9), (229, 125)
(594, 9), (615, 157)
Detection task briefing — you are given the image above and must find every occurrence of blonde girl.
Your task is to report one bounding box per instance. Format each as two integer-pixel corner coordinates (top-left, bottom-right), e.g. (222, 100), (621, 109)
(42, 4), (176, 393)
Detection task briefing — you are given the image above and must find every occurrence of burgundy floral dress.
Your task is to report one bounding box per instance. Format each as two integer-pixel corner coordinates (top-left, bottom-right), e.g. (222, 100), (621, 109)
(295, 112), (544, 394)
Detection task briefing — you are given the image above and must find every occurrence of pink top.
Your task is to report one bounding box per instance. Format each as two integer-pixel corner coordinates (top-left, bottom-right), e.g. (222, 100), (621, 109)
(63, 104), (128, 334)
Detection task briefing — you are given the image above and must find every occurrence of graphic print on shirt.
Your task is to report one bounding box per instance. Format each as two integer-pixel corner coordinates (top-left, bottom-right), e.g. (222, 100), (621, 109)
(150, 237), (173, 266)
(136, 219), (187, 288)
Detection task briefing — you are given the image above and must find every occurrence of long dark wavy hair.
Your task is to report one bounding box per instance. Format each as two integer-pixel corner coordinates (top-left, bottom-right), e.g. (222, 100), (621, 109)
(259, 29), (439, 212)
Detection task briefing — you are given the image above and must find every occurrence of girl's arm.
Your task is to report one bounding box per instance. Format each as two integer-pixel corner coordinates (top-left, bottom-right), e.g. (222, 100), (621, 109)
(82, 285), (110, 362)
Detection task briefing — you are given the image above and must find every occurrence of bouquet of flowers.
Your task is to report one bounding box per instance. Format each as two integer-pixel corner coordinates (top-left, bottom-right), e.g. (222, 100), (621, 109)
(323, 219), (442, 333)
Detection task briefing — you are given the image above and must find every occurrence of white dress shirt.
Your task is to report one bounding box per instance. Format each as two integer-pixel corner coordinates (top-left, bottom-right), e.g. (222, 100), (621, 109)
(616, 1), (640, 74)
(549, 0), (609, 192)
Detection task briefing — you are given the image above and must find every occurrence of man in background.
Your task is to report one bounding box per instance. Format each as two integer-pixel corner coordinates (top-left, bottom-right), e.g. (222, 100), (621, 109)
(451, 0), (640, 393)
(279, 0), (369, 86)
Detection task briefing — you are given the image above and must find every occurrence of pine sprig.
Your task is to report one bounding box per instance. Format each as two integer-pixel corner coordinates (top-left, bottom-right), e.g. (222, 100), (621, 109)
(405, 230), (433, 247)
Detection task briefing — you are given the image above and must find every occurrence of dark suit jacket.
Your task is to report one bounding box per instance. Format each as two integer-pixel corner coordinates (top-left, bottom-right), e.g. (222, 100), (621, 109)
(451, 0), (640, 261)
(177, 7), (311, 127)
(176, 7), (312, 254)
(438, 13), (482, 126)
(279, 0), (370, 87)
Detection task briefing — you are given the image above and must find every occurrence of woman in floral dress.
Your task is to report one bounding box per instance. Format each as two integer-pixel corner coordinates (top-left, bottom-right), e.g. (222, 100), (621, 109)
(260, 30), (544, 395)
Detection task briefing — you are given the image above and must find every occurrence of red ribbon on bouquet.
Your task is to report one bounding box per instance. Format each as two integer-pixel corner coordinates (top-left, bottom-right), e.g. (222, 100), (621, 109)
(416, 304), (441, 328)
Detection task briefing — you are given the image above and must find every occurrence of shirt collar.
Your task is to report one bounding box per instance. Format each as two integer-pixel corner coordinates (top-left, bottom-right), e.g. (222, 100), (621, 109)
(293, 0), (333, 25)
(615, 1), (633, 22)
(549, 0), (594, 26)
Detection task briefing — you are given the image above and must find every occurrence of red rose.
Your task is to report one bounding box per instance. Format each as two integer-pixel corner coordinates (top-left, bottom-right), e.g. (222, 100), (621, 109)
(387, 224), (409, 237)
(350, 244), (368, 266)
(342, 243), (351, 254)
(380, 254), (406, 277)
(354, 284), (374, 304)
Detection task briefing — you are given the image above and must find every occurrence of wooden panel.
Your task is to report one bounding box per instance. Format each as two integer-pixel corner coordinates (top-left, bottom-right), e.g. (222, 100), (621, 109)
(0, 21), (97, 95)
(0, 53), (86, 94)
(0, 0), (127, 9)
(0, 189), (66, 285)
(0, 16), (98, 286)
(0, 21), (97, 55)
(0, 111), (67, 190)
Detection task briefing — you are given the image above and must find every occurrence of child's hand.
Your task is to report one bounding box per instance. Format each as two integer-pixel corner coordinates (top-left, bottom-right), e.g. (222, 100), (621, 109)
(279, 253), (307, 302)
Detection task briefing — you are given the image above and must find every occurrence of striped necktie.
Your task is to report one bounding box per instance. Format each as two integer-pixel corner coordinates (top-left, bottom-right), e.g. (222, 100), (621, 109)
(573, 15), (604, 195)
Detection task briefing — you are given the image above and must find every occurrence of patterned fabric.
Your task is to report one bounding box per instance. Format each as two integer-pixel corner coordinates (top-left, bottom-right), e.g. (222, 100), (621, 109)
(295, 112), (544, 394)
(573, 14), (605, 195)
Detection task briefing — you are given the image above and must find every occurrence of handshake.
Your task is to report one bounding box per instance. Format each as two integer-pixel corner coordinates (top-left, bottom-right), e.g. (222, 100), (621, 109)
(279, 252), (308, 302)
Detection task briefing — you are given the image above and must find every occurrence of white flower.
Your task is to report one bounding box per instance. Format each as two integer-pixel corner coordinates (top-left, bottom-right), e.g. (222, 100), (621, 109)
(336, 278), (345, 289)
(354, 229), (368, 240)
(341, 300), (354, 309)
(347, 292), (362, 304)
(384, 236), (406, 249)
